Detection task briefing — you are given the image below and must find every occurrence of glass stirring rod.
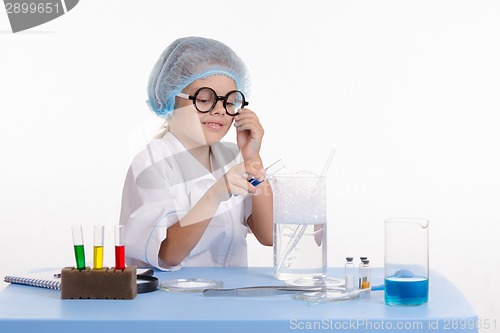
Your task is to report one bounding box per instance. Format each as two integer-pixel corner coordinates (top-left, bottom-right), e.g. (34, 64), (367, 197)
(248, 159), (286, 186)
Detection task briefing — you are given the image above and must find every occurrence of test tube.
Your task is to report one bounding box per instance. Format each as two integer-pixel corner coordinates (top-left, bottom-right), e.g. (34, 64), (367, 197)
(72, 225), (86, 270)
(93, 225), (104, 269)
(114, 225), (126, 270)
(248, 159), (286, 186)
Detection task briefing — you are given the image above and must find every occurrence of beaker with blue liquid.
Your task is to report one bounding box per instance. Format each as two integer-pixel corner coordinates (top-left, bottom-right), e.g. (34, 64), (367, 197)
(384, 218), (429, 306)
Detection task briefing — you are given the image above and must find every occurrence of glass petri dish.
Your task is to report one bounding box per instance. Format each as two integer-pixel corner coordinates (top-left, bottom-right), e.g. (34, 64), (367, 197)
(160, 278), (223, 292)
(285, 277), (344, 288)
(294, 288), (361, 303)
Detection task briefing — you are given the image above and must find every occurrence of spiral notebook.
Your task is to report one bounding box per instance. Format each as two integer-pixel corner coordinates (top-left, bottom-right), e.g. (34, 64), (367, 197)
(4, 268), (153, 290)
(4, 271), (61, 290)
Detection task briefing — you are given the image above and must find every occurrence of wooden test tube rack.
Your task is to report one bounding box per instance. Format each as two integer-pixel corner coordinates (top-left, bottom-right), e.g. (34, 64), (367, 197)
(61, 266), (137, 299)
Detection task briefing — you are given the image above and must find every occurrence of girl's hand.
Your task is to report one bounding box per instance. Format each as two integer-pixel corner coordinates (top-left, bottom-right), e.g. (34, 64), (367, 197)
(211, 162), (259, 202)
(244, 157), (265, 183)
(234, 109), (264, 160)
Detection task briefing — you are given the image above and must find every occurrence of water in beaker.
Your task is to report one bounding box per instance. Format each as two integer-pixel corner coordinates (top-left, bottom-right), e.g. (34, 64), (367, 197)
(273, 172), (327, 280)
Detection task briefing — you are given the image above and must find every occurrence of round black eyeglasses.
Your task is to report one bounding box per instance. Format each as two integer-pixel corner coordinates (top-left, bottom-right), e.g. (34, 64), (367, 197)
(177, 87), (248, 116)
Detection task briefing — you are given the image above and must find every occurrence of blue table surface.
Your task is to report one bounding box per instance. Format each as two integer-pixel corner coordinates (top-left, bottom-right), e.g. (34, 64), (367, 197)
(0, 267), (477, 333)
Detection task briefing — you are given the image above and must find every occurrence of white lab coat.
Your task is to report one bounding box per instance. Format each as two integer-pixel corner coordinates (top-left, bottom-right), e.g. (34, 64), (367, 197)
(119, 132), (251, 270)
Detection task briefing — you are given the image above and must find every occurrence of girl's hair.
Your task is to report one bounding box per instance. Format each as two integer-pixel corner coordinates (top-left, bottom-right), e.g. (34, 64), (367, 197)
(155, 120), (169, 139)
(146, 36), (250, 119)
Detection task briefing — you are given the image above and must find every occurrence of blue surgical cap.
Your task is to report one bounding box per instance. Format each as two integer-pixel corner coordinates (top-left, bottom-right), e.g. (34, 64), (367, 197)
(147, 36), (250, 118)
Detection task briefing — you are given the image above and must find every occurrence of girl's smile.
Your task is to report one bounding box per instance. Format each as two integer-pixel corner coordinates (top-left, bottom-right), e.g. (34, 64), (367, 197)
(202, 120), (225, 130)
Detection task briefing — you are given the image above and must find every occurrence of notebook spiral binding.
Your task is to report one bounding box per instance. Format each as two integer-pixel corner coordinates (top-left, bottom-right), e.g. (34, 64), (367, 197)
(4, 275), (61, 290)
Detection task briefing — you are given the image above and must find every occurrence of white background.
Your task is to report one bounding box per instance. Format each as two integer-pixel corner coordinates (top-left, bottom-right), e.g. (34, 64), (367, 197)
(1, 0), (499, 330)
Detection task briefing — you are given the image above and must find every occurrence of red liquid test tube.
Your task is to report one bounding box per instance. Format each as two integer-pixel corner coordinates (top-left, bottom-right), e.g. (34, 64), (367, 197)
(114, 225), (126, 270)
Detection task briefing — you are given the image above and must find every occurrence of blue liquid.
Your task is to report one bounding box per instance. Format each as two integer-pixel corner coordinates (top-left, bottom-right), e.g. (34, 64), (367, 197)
(385, 277), (428, 305)
(248, 177), (263, 186)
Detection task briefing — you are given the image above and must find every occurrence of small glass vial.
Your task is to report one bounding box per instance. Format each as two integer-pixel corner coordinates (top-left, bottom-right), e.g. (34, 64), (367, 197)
(359, 259), (371, 289)
(345, 257), (355, 291)
(358, 257), (368, 288)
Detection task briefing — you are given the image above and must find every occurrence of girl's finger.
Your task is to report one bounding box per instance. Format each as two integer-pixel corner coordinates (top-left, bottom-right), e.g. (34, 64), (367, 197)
(230, 175), (257, 195)
(244, 161), (265, 180)
(234, 120), (264, 136)
(234, 109), (259, 122)
(234, 117), (257, 127)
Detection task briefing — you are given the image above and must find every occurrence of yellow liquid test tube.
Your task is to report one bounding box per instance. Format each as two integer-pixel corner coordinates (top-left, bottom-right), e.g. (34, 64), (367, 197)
(93, 225), (104, 269)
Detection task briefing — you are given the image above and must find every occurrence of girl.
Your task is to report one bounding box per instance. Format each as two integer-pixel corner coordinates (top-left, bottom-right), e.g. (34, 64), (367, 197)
(119, 37), (273, 270)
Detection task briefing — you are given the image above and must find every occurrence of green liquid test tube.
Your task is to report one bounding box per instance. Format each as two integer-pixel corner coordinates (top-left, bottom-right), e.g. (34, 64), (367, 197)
(72, 225), (86, 270)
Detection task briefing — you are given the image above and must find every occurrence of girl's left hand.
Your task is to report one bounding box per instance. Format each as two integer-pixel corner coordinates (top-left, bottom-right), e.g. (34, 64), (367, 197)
(234, 108), (264, 160)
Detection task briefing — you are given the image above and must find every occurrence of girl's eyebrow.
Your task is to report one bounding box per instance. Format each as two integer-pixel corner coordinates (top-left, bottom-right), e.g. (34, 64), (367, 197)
(185, 86), (227, 96)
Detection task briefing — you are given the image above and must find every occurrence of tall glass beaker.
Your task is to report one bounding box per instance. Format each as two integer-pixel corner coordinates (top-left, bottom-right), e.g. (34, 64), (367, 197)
(273, 172), (327, 280)
(385, 218), (429, 306)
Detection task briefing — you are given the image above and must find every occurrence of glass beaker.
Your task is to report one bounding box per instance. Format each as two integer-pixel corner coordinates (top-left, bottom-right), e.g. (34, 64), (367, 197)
(273, 172), (327, 280)
(385, 218), (429, 306)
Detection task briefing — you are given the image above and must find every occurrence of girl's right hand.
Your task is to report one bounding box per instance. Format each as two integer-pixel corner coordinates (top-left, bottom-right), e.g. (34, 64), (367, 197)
(211, 162), (258, 202)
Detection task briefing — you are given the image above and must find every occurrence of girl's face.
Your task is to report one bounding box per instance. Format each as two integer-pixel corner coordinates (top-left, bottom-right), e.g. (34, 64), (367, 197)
(170, 75), (237, 148)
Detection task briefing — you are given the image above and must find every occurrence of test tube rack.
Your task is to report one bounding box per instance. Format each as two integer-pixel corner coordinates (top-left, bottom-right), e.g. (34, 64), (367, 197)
(61, 266), (137, 299)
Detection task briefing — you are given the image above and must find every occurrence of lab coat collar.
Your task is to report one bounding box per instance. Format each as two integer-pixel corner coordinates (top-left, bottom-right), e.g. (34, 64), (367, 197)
(162, 132), (214, 184)
(162, 132), (240, 181)
(161, 132), (241, 206)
